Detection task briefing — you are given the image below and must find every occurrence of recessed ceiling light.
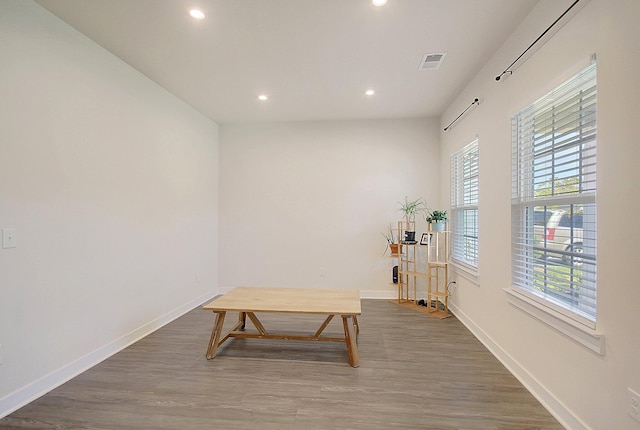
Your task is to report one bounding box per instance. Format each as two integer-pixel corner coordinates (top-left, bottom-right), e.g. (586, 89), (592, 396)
(258, 94), (268, 101)
(189, 9), (205, 20)
(365, 89), (375, 96)
(372, 0), (388, 6)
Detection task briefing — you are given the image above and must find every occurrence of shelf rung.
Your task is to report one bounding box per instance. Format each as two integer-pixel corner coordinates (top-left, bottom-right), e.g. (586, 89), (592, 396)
(428, 261), (448, 267)
(429, 292), (449, 298)
(398, 270), (430, 279)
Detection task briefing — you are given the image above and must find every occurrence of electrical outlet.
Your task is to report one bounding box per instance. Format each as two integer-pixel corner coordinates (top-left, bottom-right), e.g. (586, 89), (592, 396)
(2, 228), (16, 249)
(319, 267), (326, 276)
(629, 388), (640, 422)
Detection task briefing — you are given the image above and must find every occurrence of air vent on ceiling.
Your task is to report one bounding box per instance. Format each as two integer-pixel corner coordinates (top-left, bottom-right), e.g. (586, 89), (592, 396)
(419, 52), (447, 70)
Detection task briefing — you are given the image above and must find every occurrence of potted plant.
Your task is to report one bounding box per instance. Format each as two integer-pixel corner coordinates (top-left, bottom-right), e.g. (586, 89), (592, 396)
(381, 223), (400, 255)
(398, 196), (428, 243)
(426, 210), (448, 232)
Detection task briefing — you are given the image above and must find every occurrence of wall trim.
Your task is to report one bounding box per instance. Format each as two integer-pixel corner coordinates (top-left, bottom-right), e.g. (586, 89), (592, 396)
(504, 287), (604, 355)
(0, 289), (218, 419)
(361, 289), (396, 300)
(449, 302), (591, 430)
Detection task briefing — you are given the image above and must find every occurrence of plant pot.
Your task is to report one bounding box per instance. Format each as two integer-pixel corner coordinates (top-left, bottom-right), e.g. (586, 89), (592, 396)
(431, 221), (446, 232)
(403, 231), (416, 242)
(390, 243), (400, 255)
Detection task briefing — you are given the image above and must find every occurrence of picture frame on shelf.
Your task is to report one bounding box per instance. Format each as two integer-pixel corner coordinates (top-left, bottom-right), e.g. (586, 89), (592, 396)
(420, 233), (431, 245)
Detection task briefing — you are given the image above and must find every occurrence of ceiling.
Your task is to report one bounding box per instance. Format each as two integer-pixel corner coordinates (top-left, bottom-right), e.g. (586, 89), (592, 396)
(34, 0), (538, 125)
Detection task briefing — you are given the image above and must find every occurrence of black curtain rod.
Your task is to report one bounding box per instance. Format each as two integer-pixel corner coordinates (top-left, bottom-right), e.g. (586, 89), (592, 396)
(444, 98), (479, 132)
(496, 0), (581, 81)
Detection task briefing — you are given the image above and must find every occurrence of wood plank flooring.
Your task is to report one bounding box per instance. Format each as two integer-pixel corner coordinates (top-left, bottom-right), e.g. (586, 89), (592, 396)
(0, 299), (563, 429)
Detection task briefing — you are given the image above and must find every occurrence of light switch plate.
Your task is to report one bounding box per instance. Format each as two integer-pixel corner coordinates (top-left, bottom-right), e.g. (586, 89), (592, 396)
(2, 229), (16, 249)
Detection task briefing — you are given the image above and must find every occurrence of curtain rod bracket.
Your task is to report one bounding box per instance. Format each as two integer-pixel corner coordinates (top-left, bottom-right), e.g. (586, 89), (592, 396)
(495, 71), (513, 81)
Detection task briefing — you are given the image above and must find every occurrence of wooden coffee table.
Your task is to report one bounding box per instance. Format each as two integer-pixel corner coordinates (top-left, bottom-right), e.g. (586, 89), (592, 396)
(203, 287), (361, 367)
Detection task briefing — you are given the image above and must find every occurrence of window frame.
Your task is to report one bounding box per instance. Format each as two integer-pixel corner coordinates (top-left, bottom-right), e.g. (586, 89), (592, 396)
(450, 139), (479, 276)
(510, 63), (598, 330)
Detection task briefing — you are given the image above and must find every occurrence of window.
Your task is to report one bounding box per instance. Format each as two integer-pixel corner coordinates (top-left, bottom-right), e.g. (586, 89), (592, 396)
(451, 139), (479, 270)
(511, 64), (597, 326)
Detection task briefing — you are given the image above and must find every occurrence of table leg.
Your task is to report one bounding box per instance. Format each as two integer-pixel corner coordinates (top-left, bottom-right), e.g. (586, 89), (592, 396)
(342, 315), (360, 368)
(238, 312), (246, 330)
(246, 312), (267, 335)
(313, 315), (334, 338)
(206, 311), (226, 359)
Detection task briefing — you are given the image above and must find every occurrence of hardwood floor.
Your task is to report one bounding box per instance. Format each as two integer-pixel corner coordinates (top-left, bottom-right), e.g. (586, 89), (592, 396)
(0, 299), (563, 429)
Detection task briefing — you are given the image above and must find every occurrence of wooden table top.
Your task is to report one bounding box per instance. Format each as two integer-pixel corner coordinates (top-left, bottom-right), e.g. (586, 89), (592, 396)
(203, 287), (361, 315)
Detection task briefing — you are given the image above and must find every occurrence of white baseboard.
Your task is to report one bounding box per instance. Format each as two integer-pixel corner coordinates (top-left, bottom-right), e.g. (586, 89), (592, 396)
(449, 302), (590, 430)
(361, 289), (396, 300)
(0, 289), (218, 419)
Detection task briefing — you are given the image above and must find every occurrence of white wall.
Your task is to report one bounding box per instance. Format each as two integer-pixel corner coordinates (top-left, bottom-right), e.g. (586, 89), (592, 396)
(6, 0), (638, 427)
(219, 118), (440, 297)
(440, 0), (640, 429)
(0, 1), (219, 415)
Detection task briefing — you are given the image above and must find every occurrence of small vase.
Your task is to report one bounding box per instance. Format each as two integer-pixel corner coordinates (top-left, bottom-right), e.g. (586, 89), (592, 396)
(431, 221), (445, 232)
(403, 231), (416, 242)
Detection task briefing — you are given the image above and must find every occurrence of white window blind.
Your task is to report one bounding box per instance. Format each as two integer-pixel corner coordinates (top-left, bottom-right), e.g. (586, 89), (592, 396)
(451, 139), (479, 269)
(511, 63), (597, 325)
